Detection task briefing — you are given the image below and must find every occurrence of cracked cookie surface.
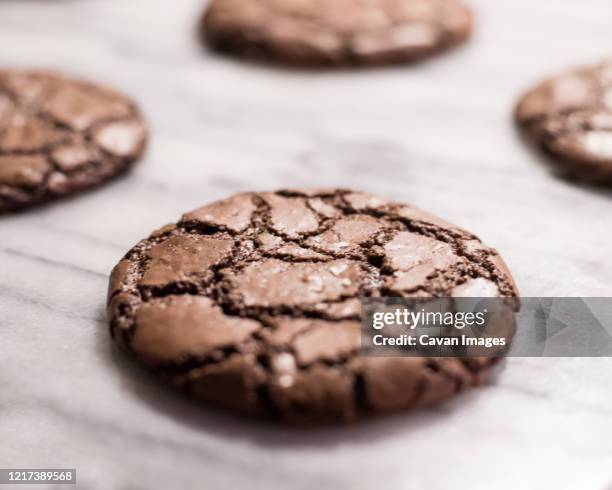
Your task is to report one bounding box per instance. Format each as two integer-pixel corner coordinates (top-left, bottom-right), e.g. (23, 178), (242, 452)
(201, 0), (472, 67)
(515, 61), (612, 182)
(0, 70), (147, 212)
(108, 189), (518, 423)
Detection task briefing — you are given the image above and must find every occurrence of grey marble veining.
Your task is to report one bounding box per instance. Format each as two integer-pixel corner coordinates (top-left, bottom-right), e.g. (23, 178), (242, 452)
(1, 0), (612, 489)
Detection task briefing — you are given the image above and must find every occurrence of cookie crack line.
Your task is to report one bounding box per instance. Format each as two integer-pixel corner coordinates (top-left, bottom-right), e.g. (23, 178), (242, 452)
(108, 189), (519, 423)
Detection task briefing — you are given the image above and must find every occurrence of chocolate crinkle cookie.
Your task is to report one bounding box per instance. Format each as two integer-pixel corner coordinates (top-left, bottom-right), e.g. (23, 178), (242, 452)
(108, 189), (518, 424)
(515, 60), (612, 183)
(201, 0), (473, 67)
(0, 70), (147, 212)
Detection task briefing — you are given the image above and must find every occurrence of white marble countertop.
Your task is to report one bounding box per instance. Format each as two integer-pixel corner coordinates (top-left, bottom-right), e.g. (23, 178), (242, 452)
(1, 1), (612, 489)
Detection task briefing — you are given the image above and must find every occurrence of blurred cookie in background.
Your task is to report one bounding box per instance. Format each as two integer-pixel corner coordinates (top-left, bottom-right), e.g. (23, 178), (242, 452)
(0, 70), (147, 213)
(515, 61), (612, 183)
(201, 0), (473, 67)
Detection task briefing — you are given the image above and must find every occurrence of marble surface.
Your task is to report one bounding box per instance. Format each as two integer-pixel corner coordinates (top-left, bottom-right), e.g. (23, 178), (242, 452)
(1, 0), (612, 489)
